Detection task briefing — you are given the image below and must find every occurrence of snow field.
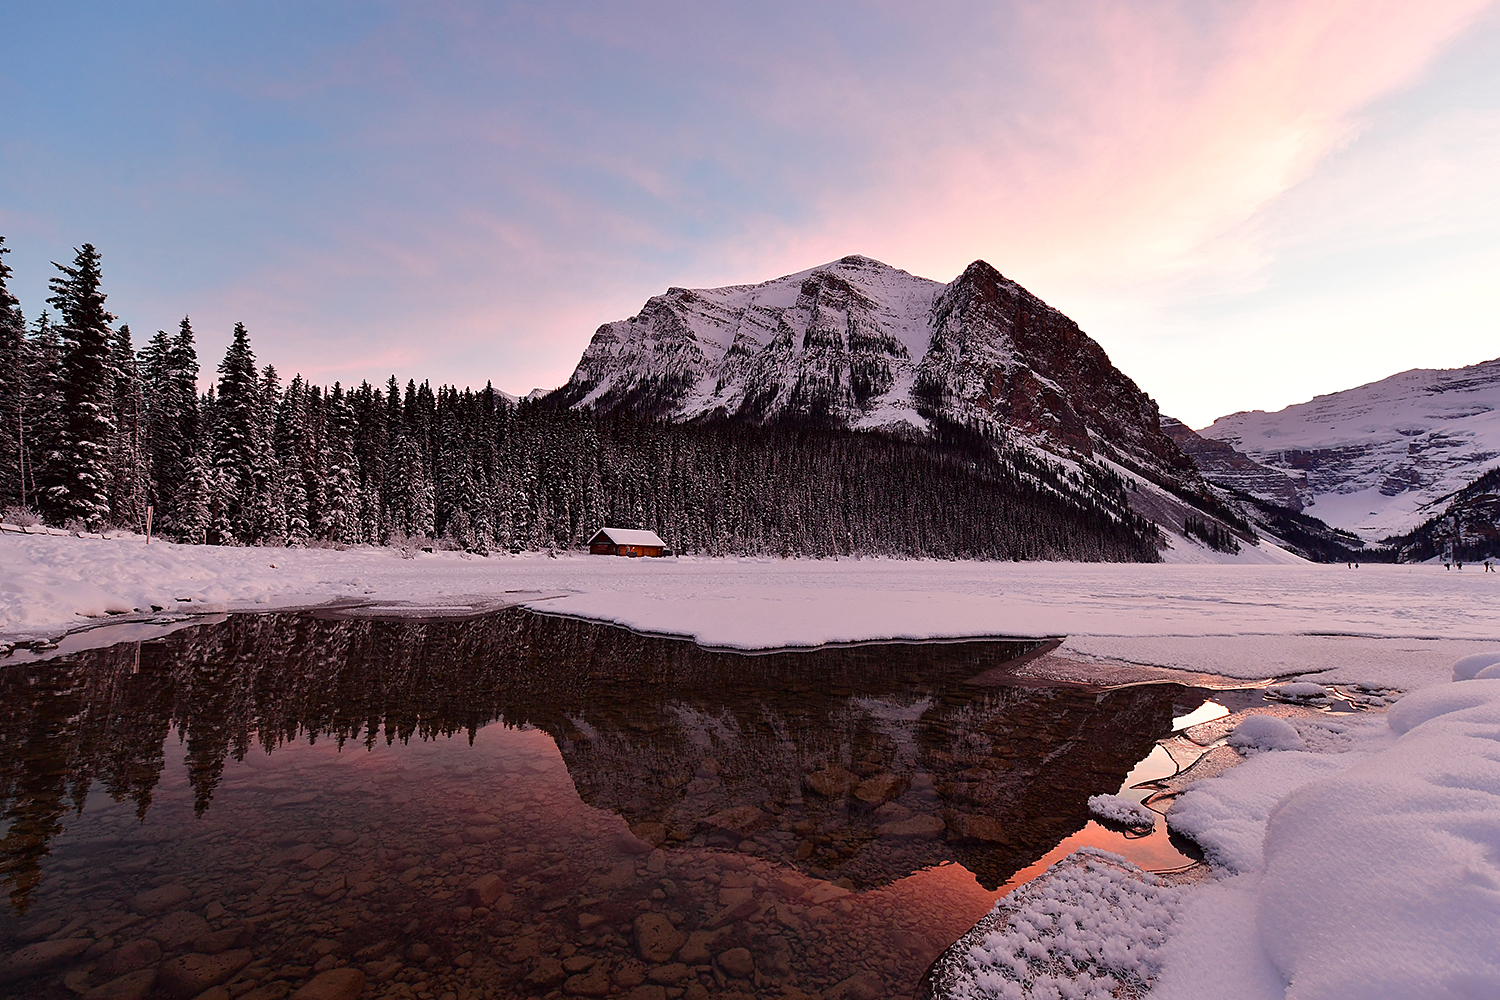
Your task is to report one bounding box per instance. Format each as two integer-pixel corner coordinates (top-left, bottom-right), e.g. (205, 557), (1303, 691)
(5, 532), (1497, 667)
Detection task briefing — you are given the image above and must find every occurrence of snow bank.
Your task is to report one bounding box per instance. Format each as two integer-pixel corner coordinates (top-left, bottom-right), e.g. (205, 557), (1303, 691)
(1086, 793), (1156, 829)
(1166, 749), (1356, 874)
(1452, 650), (1500, 680)
(1157, 670), (1500, 997)
(1226, 715), (1306, 752)
(1254, 679), (1500, 998)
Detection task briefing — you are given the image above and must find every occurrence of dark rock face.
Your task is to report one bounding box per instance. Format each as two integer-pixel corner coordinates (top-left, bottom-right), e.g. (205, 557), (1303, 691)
(1160, 417), (1303, 511)
(556, 256), (1204, 493)
(916, 261), (1193, 481)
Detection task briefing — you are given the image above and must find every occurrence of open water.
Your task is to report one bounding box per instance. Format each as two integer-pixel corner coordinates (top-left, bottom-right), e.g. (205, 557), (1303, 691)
(0, 610), (1211, 1000)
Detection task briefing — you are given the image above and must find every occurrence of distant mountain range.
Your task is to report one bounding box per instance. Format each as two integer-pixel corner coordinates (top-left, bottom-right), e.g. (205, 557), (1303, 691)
(1197, 358), (1500, 542)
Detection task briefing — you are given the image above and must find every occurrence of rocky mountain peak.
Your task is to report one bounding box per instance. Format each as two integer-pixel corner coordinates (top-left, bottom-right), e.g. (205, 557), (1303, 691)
(554, 254), (1208, 500)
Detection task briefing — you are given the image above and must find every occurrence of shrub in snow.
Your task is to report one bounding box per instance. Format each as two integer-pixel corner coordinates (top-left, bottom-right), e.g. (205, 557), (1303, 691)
(1087, 793), (1156, 829)
(1266, 681), (1328, 703)
(1226, 714), (1304, 752)
(3, 505), (42, 528)
(1452, 650), (1500, 681)
(953, 849), (1183, 1000)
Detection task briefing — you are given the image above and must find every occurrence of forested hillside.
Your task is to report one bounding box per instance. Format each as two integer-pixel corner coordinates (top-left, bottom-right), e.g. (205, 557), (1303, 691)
(0, 239), (1160, 561)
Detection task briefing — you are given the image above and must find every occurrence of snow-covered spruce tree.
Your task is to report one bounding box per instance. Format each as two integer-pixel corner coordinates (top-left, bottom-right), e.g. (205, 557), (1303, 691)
(318, 384), (361, 545)
(107, 323), (150, 531)
(250, 364), (286, 543)
(139, 318), (202, 538)
(388, 435), (435, 539)
(176, 449), (212, 544)
(44, 244), (115, 529)
(0, 237), (29, 510)
(272, 375), (312, 544)
(21, 312), (64, 516)
(348, 380), (387, 542)
(212, 322), (265, 542)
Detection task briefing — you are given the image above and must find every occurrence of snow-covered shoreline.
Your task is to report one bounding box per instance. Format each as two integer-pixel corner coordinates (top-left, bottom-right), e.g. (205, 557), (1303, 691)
(4, 528), (1496, 649)
(939, 673), (1500, 999)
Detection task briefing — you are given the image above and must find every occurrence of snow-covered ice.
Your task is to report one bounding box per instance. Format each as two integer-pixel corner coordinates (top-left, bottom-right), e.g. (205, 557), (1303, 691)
(952, 849), (1184, 1000)
(1086, 793), (1157, 829)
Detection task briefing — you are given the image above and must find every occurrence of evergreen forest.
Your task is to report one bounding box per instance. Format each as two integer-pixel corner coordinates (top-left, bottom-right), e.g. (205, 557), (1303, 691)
(0, 239), (1161, 561)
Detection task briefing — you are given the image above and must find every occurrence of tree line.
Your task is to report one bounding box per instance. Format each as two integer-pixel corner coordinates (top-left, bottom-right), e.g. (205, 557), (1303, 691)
(1, 239), (1161, 560)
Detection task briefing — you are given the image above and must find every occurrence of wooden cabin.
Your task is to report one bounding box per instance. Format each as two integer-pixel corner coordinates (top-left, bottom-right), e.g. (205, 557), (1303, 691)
(587, 527), (670, 557)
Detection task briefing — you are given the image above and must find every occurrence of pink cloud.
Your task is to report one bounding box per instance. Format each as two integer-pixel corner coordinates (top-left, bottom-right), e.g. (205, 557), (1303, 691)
(749, 1), (1495, 298)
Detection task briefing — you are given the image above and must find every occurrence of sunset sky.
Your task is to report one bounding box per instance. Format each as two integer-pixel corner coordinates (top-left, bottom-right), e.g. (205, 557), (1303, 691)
(3, 1), (1498, 426)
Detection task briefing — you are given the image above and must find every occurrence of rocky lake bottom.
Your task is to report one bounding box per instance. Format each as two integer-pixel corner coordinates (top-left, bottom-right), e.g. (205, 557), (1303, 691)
(0, 610), (1217, 1000)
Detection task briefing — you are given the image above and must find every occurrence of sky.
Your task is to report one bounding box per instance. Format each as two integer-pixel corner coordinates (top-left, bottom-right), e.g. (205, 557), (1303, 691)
(2, 0), (1498, 427)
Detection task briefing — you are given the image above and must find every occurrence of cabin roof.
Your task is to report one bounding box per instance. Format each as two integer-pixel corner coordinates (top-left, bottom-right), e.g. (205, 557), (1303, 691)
(588, 527), (667, 548)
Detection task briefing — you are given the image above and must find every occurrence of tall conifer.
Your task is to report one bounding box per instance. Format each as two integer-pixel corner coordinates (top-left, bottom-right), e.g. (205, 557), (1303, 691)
(213, 322), (261, 540)
(140, 318), (202, 536)
(44, 244), (115, 528)
(107, 323), (150, 529)
(0, 238), (28, 510)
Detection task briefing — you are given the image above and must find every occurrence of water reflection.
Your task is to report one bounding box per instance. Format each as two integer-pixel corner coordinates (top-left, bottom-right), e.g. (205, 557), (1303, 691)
(0, 611), (1197, 999)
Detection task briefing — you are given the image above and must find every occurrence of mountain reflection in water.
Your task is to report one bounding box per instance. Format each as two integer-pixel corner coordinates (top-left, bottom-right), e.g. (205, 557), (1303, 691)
(0, 610), (1195, 999)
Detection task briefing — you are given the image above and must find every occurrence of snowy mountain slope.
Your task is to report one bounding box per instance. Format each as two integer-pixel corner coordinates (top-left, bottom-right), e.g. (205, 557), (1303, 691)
(556, 255), (939, 429)
(1200, 358), (1500, 540)
(556, 255), (1204, 498)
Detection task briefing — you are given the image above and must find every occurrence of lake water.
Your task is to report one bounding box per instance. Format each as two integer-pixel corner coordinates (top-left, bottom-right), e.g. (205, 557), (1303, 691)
(0, 611), (1210, 1000)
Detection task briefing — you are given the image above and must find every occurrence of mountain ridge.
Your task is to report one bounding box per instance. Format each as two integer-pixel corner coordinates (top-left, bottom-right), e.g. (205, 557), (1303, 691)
(556, 254), (1204, 496)
(1200, 357), (1500, 540)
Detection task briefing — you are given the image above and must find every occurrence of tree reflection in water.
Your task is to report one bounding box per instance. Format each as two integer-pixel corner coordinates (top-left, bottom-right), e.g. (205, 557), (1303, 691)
(1, 611), (1196, 916)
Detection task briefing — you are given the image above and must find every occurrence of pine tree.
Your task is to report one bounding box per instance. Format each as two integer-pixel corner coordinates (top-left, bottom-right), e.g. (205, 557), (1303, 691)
(44, 244), (115, 528)
(213, 323), (261, 541)
(107, 324), (150, 530)
(21, 313), (64, 515)
(0, 237), (28, 511)
(319, 384), (361, 544)
(140, 318), (202, 538)
(254, 365), (286, 542)
(273, 375), (312, 543)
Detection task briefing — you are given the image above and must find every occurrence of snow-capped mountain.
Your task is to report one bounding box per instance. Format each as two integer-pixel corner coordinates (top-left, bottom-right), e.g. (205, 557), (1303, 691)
(1200, 358), (1500, 540)
(556, 255), (1199, 490)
